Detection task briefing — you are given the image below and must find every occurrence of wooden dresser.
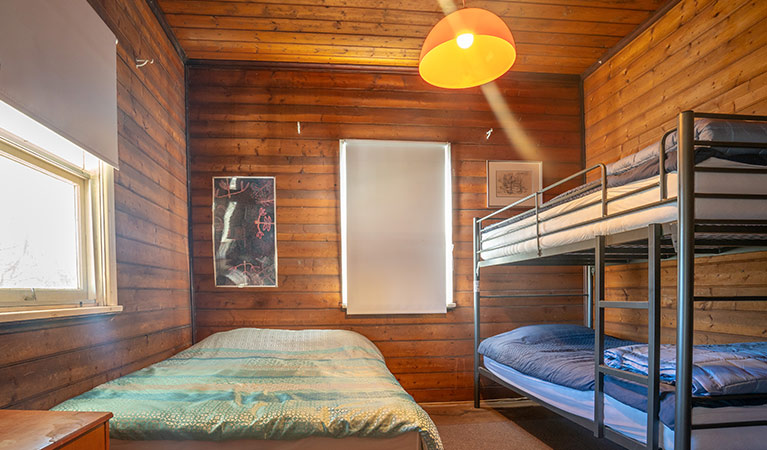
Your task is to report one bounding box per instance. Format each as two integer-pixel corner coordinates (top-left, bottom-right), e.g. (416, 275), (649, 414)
(0, 410), (112, 450)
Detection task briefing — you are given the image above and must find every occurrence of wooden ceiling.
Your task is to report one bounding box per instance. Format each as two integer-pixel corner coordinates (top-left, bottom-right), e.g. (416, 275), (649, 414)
(158, 0), (667, 74)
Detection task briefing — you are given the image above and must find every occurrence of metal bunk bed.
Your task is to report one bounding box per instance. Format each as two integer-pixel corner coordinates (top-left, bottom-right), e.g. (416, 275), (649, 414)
(471, 110), (767, 450)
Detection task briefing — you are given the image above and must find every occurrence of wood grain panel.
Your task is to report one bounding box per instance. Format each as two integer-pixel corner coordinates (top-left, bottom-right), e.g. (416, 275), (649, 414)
(158, 0), (666, 74)
(583, 0), (767, 344)
(189, 65), (583, 401)
(0, 0), (191, 410)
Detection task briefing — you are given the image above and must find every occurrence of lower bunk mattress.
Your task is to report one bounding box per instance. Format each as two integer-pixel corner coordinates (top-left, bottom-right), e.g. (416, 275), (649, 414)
(479, 324), (767, 450)
(52, 328), (442, 450)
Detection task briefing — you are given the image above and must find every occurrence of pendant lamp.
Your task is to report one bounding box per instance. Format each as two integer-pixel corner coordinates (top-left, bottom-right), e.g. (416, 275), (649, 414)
(419, 8), (516, 89)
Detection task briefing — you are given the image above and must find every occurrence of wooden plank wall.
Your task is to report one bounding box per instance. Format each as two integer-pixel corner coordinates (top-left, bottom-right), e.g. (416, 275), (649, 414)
(188, 66), (584, 402)
(0, 0), (191, 410)
(583, 0), (767, 344)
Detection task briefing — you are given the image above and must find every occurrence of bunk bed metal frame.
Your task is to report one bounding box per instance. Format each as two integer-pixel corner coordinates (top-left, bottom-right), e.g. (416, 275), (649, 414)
(472, 111), (767, 450)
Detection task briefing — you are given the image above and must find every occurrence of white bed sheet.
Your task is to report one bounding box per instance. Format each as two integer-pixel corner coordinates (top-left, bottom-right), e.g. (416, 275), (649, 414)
(480, 158), (767, 260)
(484, 357), (767, 450)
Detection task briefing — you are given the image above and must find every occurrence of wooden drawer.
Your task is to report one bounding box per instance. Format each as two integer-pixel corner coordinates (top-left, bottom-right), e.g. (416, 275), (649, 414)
(59, 421), (109, 450)
(0, 410), (112, 450)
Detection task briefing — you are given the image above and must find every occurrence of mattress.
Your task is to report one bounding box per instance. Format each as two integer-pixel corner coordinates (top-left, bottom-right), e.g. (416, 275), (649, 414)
(484, 357), (767, 450)
(480, 158), (767, 260)
(52, 328), (442, 450)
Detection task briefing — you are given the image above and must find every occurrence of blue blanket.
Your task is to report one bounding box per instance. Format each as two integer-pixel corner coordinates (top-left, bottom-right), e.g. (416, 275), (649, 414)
(478, 324), (634, 390)
(603, 342), (767, 428)
(605, 342), (767, 396)
(480, 324), (767, 429)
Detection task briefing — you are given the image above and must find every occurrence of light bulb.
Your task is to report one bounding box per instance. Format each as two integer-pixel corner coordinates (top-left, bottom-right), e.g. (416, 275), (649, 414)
(456, 33), (474, 49)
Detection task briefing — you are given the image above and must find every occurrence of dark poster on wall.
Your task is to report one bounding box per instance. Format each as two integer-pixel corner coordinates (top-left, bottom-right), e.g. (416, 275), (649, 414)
(212, 176), (277, 287)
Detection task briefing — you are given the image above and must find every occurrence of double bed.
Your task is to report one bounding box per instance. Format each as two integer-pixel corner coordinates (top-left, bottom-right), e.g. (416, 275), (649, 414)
(52, 328), (442, 450)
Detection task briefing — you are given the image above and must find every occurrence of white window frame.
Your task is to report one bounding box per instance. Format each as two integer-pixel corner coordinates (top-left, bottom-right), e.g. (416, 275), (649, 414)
(340, 139), (454, 314)
(0, 136), (119, 322)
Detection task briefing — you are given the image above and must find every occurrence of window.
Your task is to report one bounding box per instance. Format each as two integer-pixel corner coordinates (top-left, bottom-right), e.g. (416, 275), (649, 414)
(0, 104), (118, 322)
(340, 140), (453, 315)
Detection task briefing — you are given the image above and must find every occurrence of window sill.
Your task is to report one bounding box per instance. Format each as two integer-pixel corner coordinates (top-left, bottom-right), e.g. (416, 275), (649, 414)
(0, 305), (123, 324)
(340, 303), (457, 312)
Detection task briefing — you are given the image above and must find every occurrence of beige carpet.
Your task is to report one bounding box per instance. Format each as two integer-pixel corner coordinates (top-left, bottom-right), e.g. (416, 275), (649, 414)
(422, 402), (623, 450)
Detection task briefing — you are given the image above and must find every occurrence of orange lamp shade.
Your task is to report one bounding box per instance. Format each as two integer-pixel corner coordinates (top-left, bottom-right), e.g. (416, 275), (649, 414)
(419, 8), (516, 89)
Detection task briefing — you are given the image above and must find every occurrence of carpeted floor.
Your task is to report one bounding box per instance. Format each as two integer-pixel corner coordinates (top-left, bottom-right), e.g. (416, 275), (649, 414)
(422, 401), (623, 450)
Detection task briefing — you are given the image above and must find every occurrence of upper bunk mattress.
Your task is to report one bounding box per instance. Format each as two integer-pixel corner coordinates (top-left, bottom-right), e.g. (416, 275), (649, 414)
(480, 118), (767, 261)
(480, 159), (767, 260)
(51, 328), (442, 450)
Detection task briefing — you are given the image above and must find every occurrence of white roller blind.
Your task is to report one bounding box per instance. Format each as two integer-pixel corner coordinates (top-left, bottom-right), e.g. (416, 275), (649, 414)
(341, 140), (452, 315)
(0, 0), (118, 167)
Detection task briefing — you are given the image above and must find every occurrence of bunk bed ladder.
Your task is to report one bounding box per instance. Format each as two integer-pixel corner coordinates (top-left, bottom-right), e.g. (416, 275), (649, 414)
(473, 217), (481, 409)
(675, 110), (767, 450)
(647, 224), (662, 450)
(676, 110), (695, 450)
(594, 235), (606, 440)
(594, 223), (663, 450)
(585, 266), (594, 329)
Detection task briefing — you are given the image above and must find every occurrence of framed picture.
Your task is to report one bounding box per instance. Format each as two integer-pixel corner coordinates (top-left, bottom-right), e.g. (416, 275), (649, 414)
(212, 176), (277, 287)
(486, 160), (543, 208)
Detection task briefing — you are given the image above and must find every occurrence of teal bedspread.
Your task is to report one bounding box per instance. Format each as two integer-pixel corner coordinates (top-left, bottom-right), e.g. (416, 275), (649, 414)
(52, 328), (442, 449)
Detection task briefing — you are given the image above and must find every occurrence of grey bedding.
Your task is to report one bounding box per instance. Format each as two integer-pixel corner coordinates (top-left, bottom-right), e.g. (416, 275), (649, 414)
(484, 118), (767, 234)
